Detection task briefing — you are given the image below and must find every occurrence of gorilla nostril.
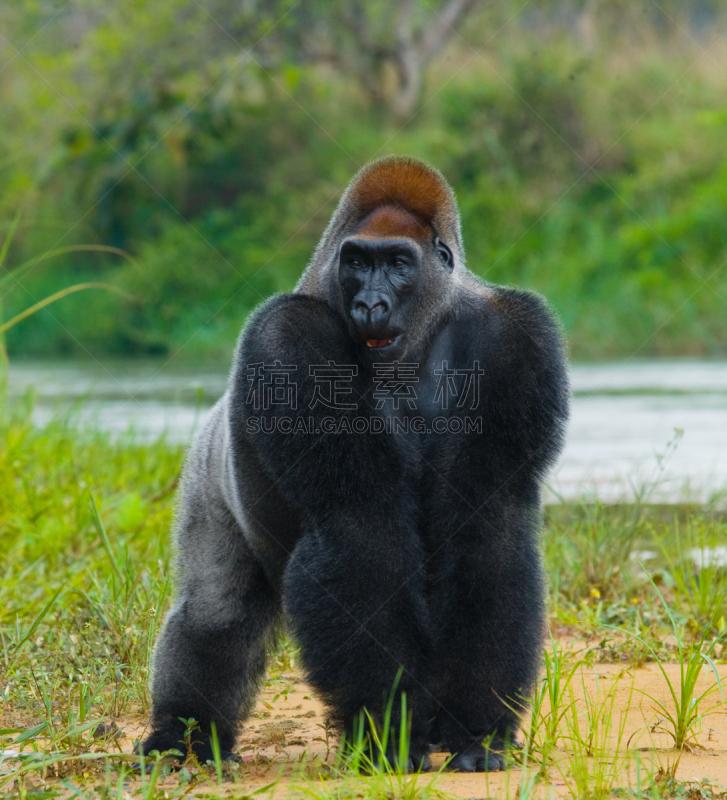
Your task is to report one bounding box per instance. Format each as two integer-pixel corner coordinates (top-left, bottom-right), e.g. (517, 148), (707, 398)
(355, 300), (388, 316)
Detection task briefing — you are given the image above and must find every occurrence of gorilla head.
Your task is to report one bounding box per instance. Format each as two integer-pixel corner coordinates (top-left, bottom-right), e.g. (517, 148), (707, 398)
(297, 157), (462, 362)
(338, 215), (455, 361)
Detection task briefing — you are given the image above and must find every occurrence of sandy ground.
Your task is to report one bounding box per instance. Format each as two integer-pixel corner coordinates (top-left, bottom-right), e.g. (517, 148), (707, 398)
(83, 660), (727, 798)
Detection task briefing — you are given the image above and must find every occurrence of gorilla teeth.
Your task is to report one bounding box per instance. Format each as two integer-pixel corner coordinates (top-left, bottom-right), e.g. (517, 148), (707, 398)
(366, 339), (393, 348)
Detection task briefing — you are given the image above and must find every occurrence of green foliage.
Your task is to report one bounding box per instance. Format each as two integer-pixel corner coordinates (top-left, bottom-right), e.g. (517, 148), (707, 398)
(0, 395), (182, 729)
(558, 669), (635, 800)
(545, 502), (650, 604)
(2, 4), (727, 357)
(543, 489), (727, 665)
(523, 635), (584, 773)
(306, 686), (450, 800)
(658, 518), (727, 635)
(609, 572), (725, 776)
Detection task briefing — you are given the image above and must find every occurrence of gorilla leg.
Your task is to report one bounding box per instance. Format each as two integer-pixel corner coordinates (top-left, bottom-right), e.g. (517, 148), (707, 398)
(142, 468), (280, 761)
(283, 511), (434, 770)
(427, 503), (545, 772)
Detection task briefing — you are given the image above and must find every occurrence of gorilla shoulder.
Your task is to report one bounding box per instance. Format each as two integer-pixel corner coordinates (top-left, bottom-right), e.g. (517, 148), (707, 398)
(454, 283), (569, 474)
(459, 283), (567, 378)
(235, 293), (355, 367)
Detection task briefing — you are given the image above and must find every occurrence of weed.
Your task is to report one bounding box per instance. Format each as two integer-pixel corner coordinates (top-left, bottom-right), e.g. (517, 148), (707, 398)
(658, 518), (727, 635)
(609, 571), (725, 777)
(0, 214), (137, 392)
(297, 674), (454, 800)
(545, 500), (651, 606)
(557, 667), (635, 800)
(522, 633), (584, 774)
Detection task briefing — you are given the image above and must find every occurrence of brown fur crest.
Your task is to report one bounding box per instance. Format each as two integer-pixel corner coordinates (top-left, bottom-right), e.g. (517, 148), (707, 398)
(355, 204), (430, 241)
(348, 157), (451, 227)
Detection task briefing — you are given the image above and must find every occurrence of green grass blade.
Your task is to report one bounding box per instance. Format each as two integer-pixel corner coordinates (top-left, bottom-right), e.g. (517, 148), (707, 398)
(398, 690), (408, 771)
(0, 244), (136, 290)
(700, 653), (724, 702)
(641, 564), (683, 660)
(13, 721), (48, 743)
(210, 721), (223, 784)
(6, 586), (64, 671)
(251, 780), (279, 794)
(0, 210), (21, 271)
(62, 719), (103, 738)
(0, 282), (138, 335)
(59, 780), (91, 799)
(89, 493), (124, 585)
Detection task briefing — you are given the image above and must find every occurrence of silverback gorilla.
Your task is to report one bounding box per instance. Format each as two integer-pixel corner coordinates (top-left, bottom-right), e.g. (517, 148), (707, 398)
(141, 157), (569, 772)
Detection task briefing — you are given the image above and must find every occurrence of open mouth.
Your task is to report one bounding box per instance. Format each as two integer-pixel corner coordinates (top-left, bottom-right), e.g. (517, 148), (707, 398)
(365, 338), (394, 349)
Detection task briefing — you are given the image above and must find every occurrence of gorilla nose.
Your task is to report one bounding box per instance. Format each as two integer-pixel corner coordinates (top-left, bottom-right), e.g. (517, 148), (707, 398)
(351, 296), (390, 326)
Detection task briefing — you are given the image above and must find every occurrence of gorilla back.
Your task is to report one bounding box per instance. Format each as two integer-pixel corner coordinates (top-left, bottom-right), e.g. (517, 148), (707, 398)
(142, 157), (569, 772)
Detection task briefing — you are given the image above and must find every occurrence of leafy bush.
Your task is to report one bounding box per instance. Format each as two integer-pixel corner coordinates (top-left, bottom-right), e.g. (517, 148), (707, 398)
(3, 3), (727, 358)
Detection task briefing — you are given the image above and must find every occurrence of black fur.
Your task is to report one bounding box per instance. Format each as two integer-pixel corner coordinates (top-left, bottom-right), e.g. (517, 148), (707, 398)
(141, 157), (569, 772)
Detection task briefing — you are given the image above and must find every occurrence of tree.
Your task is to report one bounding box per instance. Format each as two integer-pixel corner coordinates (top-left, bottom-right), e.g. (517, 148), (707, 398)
(286, 0), (487, 121)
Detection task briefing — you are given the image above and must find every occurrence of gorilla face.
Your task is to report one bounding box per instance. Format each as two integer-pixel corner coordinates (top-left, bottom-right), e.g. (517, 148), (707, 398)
(338, 238), (422, 360)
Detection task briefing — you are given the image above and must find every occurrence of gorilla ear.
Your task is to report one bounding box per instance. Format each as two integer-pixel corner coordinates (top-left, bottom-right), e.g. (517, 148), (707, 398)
(434, 237), (454, 272)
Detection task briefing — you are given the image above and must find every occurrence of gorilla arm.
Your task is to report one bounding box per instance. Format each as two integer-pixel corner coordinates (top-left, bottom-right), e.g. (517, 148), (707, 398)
(228, 294), (435, 764)
(423, 286), (569, 771)
(142, 398), (281, 761)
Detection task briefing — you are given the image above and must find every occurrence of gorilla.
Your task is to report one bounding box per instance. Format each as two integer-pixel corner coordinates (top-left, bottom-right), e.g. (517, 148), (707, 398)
(141, 156), (569, 772)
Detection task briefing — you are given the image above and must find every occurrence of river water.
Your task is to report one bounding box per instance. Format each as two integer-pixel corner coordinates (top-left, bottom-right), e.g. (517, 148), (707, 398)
(6, 358), (727, 503)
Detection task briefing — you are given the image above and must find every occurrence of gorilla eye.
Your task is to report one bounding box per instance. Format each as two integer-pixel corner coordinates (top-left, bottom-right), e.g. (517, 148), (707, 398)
(349, 258), (363, 268)
(393, 258), (406, 267)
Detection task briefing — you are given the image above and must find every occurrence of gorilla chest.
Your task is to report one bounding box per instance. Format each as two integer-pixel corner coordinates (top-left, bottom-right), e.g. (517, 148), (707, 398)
(368, 328), (483, 435)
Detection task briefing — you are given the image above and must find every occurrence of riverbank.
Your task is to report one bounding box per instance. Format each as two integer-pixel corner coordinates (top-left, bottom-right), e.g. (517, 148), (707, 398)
(0, 402), (725, 798)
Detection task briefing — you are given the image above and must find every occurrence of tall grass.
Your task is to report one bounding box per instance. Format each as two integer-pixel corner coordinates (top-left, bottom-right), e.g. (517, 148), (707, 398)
(1, 399), (726, 797)
(0, 396), (182, 725)
(658, 518), (727, 635)
(558, 668), (635, 800)
(0, 214), (137, 383)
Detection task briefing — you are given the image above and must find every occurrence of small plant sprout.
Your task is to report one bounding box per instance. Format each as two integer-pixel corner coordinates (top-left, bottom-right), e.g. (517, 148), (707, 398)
(610, 568), (725, 778)
(558, 666), (635, 800)
(522, 631), (584, 775)
(210, 720), (223, 783)
(338, 668), (415, 775)
(303, 695), (449, 800)
(180, 717), (202, 765)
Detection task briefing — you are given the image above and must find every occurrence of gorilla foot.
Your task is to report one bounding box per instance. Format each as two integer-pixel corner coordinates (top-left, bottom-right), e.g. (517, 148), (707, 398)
(134, 746), (241, 770)
(140, 718), (239, 766)
(401, 750), (432, 773)
(362, 744), (431, 774)
(369, 751), (432, 774)
(448, 743), (505, 773)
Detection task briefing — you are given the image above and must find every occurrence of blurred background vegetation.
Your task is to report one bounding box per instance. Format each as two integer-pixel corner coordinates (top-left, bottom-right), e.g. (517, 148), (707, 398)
(2, 0), (727, 361)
